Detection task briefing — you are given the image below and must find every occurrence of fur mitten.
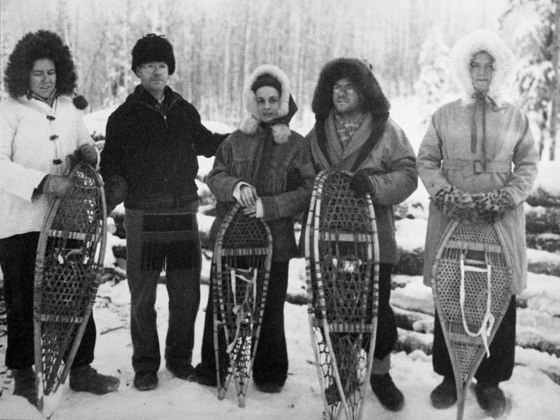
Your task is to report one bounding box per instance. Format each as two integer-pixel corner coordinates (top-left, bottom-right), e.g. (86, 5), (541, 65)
(434, 186), (477, 222)
(472, 190), (514, 223)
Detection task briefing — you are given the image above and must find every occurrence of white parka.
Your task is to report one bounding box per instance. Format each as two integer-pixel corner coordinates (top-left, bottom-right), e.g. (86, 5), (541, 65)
(0, 95), (92, 238)
(417, 31), (539, 293)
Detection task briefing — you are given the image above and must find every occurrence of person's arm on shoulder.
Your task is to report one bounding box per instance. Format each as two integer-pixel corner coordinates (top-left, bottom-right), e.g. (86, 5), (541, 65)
(189, 104), (229, 157)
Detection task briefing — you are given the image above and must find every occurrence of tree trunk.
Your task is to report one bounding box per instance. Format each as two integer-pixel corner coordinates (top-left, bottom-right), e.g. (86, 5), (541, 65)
(549, 0), (560, 160)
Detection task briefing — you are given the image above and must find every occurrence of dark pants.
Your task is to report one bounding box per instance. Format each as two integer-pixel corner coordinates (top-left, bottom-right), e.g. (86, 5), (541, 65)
(125, 210), (201, 374)
(432, 295), (517, 384)
(372, 263), (398, 360)
(200, 261), (289, 386)
(0, 232), (96, 370)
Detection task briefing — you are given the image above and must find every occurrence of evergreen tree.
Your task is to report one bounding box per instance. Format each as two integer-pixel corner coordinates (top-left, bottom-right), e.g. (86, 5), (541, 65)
(501, 0), (560, 160)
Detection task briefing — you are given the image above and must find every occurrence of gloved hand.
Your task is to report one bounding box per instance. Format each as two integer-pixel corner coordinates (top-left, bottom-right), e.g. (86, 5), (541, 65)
(349, 170), (375, 195)
(105, 175), (127, 215)
(472, 190), (514, 224)
(40, 175), (73, 197)
(66, 143), (98, 170)
(434, 186), (477, 222)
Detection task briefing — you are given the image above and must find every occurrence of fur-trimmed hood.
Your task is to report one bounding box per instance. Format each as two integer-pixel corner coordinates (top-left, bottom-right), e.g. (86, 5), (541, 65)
(311, 58), (390, 120)
(239, 64), (297, 144)
(450, 30), (515, 106)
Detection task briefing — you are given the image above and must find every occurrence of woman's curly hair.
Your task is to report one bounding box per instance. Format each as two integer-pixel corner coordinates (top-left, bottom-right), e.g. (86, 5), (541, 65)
(4, 30), (78, 98)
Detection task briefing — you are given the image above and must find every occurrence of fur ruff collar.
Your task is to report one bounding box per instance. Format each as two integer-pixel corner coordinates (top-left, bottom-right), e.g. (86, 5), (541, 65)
(239, 64), (292, 144)
(450, 30), (514, 108)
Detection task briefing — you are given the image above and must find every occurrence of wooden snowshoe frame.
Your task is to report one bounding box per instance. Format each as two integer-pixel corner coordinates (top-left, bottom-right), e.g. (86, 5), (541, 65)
(432, 220), (513, 420)
(212, 202), (272, 407)
(305, 170), (379, 420)
(34, 161), (107, 411)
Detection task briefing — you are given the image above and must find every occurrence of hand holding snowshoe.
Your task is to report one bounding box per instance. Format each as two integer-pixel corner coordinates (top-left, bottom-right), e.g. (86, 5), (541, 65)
(472, 190), (514, 223)
(40, 174), (73, 198)
(434, 186), (477, 222)
(349, 170), (376, 195)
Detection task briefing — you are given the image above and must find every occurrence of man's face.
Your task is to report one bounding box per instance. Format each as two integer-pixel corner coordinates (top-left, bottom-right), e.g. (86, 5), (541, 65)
(469, 51), (494, 93)
(332, 78), (361, 116)
(136, 61), (169, 98)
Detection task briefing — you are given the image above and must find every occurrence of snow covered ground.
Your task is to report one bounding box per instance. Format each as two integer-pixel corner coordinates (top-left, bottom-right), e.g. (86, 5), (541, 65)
(2, 259), (560, 420)
(2, 102), (560, 419)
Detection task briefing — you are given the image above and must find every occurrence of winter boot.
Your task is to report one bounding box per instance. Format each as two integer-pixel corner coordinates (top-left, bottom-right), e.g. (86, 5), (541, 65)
(69, 365), (120, 394)
(474, 381), (506, 418)
(189, 363), (217, 387)
(13, 367), (37, 405)
(370, 373), (405, 412)
(166, 363), (194, 380)
(133, 371), (158, 391)
(430, 376), (457, 409)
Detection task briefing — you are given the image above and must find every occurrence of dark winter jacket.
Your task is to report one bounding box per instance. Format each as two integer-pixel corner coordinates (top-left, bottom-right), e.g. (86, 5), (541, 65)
(101, 85), (226, 210)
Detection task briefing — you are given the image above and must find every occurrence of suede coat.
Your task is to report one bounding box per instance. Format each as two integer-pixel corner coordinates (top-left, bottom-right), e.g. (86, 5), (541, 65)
(417, 98), (538, 293)
(207, 128), (315, 262)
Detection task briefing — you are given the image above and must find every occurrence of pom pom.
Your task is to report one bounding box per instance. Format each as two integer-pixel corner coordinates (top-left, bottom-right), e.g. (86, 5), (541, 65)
(73, 95), (88, 110)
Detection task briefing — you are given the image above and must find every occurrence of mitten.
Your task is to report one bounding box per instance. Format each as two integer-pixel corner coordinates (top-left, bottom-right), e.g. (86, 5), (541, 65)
(349, 170), (375, 195)
(105, 175), (128, 214)
(434, 186), (477, 222)
(472, 190), (514, 223)
(39, 175), (73, 197)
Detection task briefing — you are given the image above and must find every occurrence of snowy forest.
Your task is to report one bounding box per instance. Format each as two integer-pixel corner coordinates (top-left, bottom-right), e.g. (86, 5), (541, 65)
(1, 0), (559, 159)
(2, 1), (560, 419)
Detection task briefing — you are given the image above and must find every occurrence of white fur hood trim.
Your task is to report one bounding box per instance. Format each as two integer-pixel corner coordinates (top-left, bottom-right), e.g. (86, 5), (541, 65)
(450, 30), (515, 107)
(239, 64), (292, 144)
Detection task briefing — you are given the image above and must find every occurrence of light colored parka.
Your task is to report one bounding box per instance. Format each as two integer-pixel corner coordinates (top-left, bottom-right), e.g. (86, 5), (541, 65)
(417, 30), (539, 294)
(0, 95), (92, 239)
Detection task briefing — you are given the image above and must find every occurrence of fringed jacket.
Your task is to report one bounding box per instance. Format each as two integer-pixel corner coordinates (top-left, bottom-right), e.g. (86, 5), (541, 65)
(207, 127), (315, 262)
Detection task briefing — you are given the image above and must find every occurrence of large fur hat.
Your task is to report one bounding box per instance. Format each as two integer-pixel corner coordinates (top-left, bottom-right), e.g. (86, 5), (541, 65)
(450, 30), (515, 103)
(132, 34), (176, 75)
(311, 57), (390, 120)
(239, 64), (297, 144)
(3, 30), (82, 104)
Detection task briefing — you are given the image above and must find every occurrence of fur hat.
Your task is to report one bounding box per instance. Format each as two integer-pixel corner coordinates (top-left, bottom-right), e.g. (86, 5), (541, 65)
(239, 64), (297, 144)
(450, 30), (514, 104)
(132, 34), (175, 75)
(4, 30), (79, 99)
(311, 57), (390, 120)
